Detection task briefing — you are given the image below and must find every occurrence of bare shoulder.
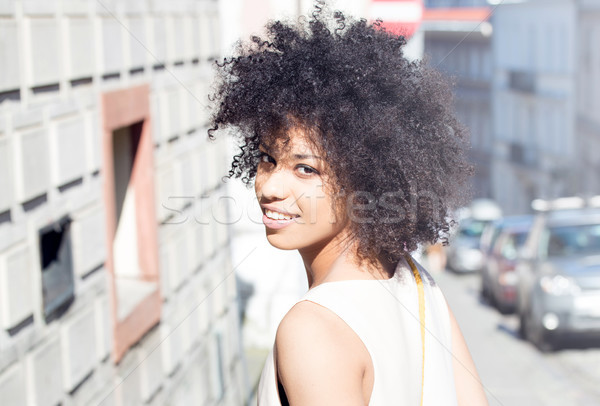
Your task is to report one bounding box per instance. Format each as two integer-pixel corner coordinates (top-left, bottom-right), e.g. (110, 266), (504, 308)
(275, 300), (368, 406)
(446, 304), (490, 406)
(275, 300), (365, 367)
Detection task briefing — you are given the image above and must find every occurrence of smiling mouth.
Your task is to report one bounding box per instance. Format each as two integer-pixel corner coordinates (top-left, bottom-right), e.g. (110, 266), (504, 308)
(264, 209), (299, 221)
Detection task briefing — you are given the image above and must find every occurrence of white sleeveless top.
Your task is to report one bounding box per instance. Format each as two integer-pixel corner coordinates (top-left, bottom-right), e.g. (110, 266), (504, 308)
(256, 256), (458, 405)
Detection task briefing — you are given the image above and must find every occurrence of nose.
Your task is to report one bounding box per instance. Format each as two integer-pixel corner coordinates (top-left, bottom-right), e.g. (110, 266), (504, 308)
(257, 168), (288, 201)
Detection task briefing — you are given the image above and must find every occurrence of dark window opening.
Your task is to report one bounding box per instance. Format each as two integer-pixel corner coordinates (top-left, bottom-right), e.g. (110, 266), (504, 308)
(40, 216), (75, 322)
(32, 83), (60, 94)
(70, 77), (93, 87)
(58, 177), (84, 193)
(0, 210), (12, 225)
(102, 72), (121, 81)
(112, 122), (142, 225)
(129, 67), (145, 75)
(0, 89), (21, 104)
(22, 194), (48, 212)
(7, 315), (34, 336)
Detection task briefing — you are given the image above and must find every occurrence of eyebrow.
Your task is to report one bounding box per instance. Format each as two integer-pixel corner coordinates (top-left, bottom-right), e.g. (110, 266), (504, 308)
(293, 154), (322, 160)
(259, 143), (322, 160)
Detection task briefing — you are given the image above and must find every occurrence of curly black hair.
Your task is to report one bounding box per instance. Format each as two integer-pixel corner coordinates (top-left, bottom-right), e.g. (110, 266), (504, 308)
(208, 4), (472, 265)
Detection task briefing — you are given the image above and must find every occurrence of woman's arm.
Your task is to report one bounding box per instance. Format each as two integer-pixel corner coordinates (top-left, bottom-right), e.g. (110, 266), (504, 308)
(275, 300), (368, 406)
(448, 305), (490, 406)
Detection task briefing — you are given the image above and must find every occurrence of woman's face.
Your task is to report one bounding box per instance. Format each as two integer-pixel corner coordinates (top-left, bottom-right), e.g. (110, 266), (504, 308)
(254, 127), (348, 251)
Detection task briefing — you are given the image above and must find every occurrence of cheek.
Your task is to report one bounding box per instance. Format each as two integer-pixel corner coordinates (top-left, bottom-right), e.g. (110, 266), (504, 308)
(320, 189), (346, 227)
(309, 187), (339, 225)
(325, 199), (345, 227)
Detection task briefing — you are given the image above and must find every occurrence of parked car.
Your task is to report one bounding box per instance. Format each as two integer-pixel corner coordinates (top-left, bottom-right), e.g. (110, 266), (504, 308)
(447, 217), (488, 273)
(480, 216), (533, 313)
(447, 199), (502, 273)
(517, 205), (600, 351)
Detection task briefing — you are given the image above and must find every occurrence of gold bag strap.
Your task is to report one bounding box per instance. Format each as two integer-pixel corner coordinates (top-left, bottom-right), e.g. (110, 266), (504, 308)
(404, 253), (425, 406)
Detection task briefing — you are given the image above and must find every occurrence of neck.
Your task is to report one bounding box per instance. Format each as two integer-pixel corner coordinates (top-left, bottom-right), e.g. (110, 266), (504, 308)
(299, 228), (393, 289)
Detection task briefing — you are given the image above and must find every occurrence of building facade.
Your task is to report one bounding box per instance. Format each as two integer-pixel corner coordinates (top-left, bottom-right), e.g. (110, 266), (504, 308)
(425, 0), (599, 215)
(424, 0), (488, 7)
(422, 6), (494, 199)
(576, 0), (600, 196)
(0, 1), (248, 405)
(491, 0), (577, 215)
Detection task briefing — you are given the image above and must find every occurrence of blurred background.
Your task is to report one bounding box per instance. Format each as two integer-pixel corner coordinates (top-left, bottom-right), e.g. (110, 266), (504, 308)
(0, 0), (599, 405)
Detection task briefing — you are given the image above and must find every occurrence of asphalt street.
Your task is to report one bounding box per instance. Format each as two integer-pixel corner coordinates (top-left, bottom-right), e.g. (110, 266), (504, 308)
(436, 270), (600, 406)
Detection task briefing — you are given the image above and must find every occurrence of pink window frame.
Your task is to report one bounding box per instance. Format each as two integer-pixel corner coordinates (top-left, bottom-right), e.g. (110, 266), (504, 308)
(100, 84), (161, 363)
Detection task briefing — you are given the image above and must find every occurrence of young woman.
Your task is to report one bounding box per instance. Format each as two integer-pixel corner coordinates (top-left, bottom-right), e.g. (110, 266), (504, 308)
(209, 5), (489, 406)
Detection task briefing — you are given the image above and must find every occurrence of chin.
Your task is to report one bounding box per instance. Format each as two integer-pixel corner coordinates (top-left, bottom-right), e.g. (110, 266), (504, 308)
(265, 233), (302, 251)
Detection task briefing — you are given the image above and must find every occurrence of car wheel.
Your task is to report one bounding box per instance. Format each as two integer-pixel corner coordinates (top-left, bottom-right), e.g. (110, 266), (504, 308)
(523, 307), (554, 352)
(518, 311), (527, 339)
(480, 280), (490, 302)
(488, 288), (497, 307)
(482, 280), (495, 306)
(534, 332), (555, 353)
(497, 302), (513, 315)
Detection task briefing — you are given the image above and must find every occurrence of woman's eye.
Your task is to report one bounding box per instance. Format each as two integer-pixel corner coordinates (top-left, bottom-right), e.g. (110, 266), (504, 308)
(297, 165), (318, 176)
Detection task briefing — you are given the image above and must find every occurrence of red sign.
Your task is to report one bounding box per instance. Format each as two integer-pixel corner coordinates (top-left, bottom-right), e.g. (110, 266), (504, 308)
(370, 0), (424, 38)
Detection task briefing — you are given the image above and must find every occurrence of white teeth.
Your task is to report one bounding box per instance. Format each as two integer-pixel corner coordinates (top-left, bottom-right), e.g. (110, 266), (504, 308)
(265, 209), (294, 221)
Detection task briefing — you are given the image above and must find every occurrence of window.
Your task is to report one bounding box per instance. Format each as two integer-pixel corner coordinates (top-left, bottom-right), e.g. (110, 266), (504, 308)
(39, 215), (75, 322)
(101, 84), (161, 362)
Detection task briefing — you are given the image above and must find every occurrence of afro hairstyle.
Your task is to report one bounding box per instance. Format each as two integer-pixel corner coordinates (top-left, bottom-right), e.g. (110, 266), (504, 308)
(208, 3), (472, 265)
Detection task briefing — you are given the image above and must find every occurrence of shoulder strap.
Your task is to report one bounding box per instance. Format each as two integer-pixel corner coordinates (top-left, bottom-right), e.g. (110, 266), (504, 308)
(404, 253), (425, 406)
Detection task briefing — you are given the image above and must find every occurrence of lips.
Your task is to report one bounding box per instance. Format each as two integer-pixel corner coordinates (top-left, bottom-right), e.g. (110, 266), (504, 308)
(262, 214), (296, 229)
(264, 208), (297, 220)
(261, 206), (299, 230)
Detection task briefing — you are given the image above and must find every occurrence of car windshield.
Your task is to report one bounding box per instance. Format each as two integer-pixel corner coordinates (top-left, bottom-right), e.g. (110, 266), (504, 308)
(500, 231), (528, 260)
(542, 223), (600, 258)
(459, 220), (488, 238)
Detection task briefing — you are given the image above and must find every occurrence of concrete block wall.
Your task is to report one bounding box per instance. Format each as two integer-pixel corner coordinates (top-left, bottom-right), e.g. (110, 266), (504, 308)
(26, 337), (64, 406)
(0, 134), (12, 213)
(0, 0), (248, 405)
(0, 243), (33, 331)
(14, 128), (50, 203)
(0, 20), (20, 92)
